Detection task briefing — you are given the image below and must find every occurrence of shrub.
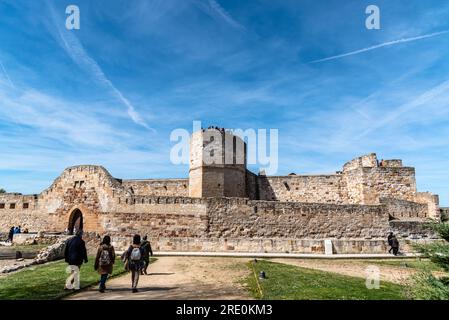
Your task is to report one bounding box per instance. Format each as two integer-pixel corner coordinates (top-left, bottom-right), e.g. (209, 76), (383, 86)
(406, 271), (449, 300)
(408, 221), (449, 299)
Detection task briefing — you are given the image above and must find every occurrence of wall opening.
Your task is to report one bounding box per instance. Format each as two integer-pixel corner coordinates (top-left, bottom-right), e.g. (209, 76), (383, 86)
(68, 209), (83, 235)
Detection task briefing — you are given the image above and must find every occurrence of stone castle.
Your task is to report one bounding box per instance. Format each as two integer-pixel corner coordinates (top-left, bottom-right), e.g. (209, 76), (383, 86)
(0, 128), (442, 254)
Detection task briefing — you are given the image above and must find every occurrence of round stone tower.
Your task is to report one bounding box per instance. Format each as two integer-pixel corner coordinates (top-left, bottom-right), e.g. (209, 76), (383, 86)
(189, 127), (247, 198)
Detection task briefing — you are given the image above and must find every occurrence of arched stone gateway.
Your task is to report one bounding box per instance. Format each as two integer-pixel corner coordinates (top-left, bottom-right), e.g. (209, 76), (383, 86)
(68, 209), (83, 235)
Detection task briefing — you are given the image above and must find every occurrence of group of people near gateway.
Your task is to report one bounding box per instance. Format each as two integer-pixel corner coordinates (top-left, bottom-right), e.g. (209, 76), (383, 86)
(64, 231), (153, 293)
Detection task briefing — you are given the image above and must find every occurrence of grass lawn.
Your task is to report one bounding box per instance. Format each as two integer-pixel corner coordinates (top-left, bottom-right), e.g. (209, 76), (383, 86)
(0, 256), (128, 300)
(246, 260), (405, 300)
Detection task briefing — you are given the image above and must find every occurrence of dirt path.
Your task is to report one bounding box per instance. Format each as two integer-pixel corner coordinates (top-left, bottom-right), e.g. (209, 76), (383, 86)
(67, 256), (253, 300)
(270, 259), (416, 284)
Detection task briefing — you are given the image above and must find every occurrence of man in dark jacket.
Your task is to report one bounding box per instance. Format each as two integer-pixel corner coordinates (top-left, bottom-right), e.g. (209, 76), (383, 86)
(64, 231), (88, 290)
(8, 226), (14, 242)
(387, 232), (394, 253)
(391, 236), (400, 256)
(140, 235), (153, 275)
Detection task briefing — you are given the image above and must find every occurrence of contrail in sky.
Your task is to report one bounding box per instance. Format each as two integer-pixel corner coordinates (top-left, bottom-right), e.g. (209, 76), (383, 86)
(0, 59), (15, 89)
(310, 30), (449, 63)
(46, 1), (153, 131)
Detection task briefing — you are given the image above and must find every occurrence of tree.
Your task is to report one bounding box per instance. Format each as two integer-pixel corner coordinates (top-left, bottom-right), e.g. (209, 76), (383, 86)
(407, 222), (449, 299)
(0, 188), (6, 194)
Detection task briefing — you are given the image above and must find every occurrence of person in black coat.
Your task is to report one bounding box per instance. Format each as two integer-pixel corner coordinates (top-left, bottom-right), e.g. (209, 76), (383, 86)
(8, 226), (14, 242)
(140, 235), (153, 275)
(64, 231), (88, 290)
(391, 236), (400, 256)
(387, 232), (394, 253)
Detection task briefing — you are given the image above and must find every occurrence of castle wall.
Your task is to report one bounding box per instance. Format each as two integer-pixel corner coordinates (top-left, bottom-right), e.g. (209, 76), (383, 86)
(122, 179), (189, 197)
(257, 174), (346, 203)
(380, 198), (428, 220)
(415, 192), (440, 220)
(253, 154), (418, 207)
(0, 194), (48, 231)
(245, 170), (259, 200)
(0, 151), (441, 254)
(206, 199), (390, 239)
(359, 167), (417, 203)
(101, 196), (208, 239)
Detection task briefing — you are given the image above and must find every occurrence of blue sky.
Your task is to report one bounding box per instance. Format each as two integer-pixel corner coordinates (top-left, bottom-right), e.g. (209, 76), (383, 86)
(0, 0), (448, 205)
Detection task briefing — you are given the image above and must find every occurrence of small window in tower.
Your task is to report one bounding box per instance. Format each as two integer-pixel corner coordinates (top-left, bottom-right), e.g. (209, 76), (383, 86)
(210, 136), (214, 142)
(210, 149), (214, 157)
(10, 203), (16, 209)
(23, 203), (29, 209)
(283, 182), (290, 191)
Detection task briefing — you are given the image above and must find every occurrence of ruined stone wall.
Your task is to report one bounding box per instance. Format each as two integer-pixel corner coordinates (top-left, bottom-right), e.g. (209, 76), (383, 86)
(100, 196), (208, 240)
(340, 155), (417, 205)
(0, 194), (48, 232)
(122, 179), (189, 197)
(358, 167), (417, 203)
(415, 192), (440, 220)
(380, 198), (428, 220)
(254, 153), (418, 206)
(206, 198), (390, 239)
(0, 166), (123, 233)
(341, 167), (364, 204)
(245, 170), (259, 200)
(257, 174), (345, 203)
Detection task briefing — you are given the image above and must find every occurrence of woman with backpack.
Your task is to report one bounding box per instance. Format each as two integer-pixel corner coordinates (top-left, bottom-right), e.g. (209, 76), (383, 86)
(94, 235), (116, 293)
(123, 234), (144, 293)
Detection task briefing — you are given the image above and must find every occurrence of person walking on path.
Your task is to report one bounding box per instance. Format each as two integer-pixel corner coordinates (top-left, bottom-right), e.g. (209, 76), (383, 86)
(8, 226), (14, 242)
(94, 235), (116, 293)
(140, 235), (153, 275)
(387, 232), (394, 254)
(64, 230), (88, 290)
(391, 235), (400, 256)
(123, 234), (144, 293)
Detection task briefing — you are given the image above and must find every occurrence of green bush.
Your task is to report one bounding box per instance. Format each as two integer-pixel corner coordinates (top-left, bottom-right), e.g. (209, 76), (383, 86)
(426, 222), (449, 242)
(408, 221), (449, 299)
(414, 243), (449, 271)
(406, 271), (449, 300)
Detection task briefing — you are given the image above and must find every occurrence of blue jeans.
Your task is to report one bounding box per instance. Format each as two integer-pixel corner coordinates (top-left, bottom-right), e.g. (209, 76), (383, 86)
(99, 274), (108, 289)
